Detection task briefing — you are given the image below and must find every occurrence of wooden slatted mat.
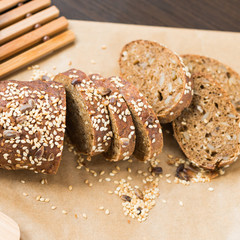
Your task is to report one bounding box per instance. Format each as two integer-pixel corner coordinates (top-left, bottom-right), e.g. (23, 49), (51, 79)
(0, 0), (75, 79)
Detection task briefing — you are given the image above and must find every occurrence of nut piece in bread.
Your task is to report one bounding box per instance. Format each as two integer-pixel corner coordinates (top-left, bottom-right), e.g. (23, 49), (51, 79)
(89, 74), (136, 161)
(54, 69), (112, 156)
(182, 54), (240, 113)
(119, 40), (193, 123)
(109, 76), (163, 161)
(173, 74), (240, 170)
(0, 80), (66, 174)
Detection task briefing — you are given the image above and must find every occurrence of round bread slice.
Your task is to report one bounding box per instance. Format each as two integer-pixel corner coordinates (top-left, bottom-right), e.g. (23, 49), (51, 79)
(54, 69), (112, 156)
(119, 40), (193, 123)
(0, 80), (66, 174)
(109, 76), (163, 161)
(181, 54), (240, 113)
(89, 74), (136, 161)
(173, 74), (240, 170)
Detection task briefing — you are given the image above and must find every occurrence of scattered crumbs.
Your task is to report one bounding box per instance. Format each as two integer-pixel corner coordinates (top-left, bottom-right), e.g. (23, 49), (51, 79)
(23, 192), (28, 197)
(162, 199), (167, 203)
(179, 201), (184, 206)
(21, 180), (25, 184)
(105, 209), (110, 215)
(68, 185), (73, 191)
(91, 60), (96, 64)
(82, 213), (87, 219)
(51, 206), (57, 210)
(208, 187), (214, 192)
(99, 206), (104, 210)
(101, 45), (107, 49)
(166, 179), (172, 184)
(62, 210), (68, 215)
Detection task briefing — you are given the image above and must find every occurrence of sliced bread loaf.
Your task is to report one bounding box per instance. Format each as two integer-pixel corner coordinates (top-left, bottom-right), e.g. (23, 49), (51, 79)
(173, 74), (240, 170)
(119, 40), (193, 123)
(182, 54), (240, 113)
(54, 69), (112, 156)
(109, 76), (163, 161)
(89, 74), (136, 161)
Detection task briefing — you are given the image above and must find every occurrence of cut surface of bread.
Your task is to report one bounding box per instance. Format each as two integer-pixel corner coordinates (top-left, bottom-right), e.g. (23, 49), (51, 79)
(182, 54), (240, 113)
(119, 40), (193, 123)
(89, 74), (136, 161)
(173, 74), (240, 170)
(109, 76), (163, 161)
(54, 69), (112, 156)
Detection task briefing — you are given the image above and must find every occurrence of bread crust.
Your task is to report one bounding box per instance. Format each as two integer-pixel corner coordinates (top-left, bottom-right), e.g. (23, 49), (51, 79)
(119, 40), (193, 123)
(173, 73), (240, 170)
(0, 80), (66, 174)
(109, 76), (163, 161)
(54, 69), (112, 156)
(89, 74), (136, 161)
(182, 54), (240, 113)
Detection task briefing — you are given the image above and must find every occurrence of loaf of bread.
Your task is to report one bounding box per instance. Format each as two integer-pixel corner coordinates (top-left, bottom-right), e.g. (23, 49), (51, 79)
(0, 80), (66, 174)
(173, 74), (240, 170)
(109, 76), (163, 161)
(89, 74), (136, 161)
(182, 54), (240, 113)
(54, 69), (112, 156)
(119, 40), (193, 123)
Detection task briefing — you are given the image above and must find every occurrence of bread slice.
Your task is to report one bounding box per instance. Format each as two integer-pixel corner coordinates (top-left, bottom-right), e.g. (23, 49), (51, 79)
(119, 40), (193, 123)
(54, 69), (112, 156)
(109, 76), (163, 161)
(182, 54), (240, 113)
(173, 74), (240, 170)
(89, 74), (136, 161)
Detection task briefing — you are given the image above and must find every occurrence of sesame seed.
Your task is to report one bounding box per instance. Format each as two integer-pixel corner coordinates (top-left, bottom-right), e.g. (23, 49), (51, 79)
(208, 187), (214, 192)
(101, 45), (107, 49)
(82, 213), (87, 219)
(51, 206), (57, 210)
(105, 209), (110, 215)
(21, 180), (25, 184)
(99, 206), (104, 210)
(62, 210), (68, 215)
(105, 178), (111, 182)
(68, 185), (73, 191)
(23, 192), (28, 197)
(179, 201), (184, 206)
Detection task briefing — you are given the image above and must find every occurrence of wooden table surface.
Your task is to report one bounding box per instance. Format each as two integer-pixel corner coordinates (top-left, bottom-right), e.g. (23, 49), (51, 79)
(52, 0), (240, 32)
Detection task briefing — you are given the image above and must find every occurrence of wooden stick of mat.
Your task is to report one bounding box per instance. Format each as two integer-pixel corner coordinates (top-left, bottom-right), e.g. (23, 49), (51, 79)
(0, 6), (59, 45)
(0, 16), (68, 61)
(0, 0), (27, 13)
(0, 30), (75, 78)
(0, 0), (51, 29)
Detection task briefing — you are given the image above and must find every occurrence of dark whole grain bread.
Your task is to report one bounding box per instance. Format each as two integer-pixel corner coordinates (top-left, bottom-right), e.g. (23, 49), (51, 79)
(0, 80), (66, 174)
(54, 69), (112, 156)
(182, 54), (240, 113)
(109, 76), (163, 161)
(89, 74), (136, 161)
(173, 74), (240, 170)
(119, 40), (193, 123)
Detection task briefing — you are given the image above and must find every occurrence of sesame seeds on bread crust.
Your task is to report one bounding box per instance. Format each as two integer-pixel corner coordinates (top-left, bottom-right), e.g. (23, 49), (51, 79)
(89, 74), (136, 161)
(182, 54), (240, 113)
(0, 80), (66, 174)
(109, 76), (163, 161)
(54, 69), (112, 156)
(173, 74), (240, 170)
(119, 40), (193, 123)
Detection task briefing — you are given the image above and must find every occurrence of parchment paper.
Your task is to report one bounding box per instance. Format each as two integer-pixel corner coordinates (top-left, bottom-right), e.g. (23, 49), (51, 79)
(1, 20), (240, 240)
